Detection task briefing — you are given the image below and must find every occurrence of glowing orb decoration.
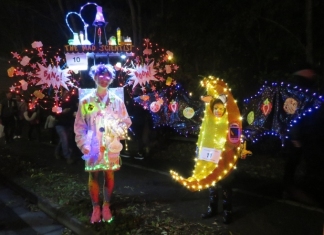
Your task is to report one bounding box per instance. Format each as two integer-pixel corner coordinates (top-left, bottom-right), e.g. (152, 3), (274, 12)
(150, 101), (161, 113)
(170, 77), (242, 191)
(283, 97), (298, 115)
(183, 107), (195, 119)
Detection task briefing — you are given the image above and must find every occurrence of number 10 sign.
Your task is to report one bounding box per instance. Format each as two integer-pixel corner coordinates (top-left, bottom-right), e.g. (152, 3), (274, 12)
(65, 53), (88, 71)
(198, 147), (221, 163)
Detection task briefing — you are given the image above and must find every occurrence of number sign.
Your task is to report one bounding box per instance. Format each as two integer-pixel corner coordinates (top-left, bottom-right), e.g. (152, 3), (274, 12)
(198, 147), (221, 163)
(65, 53), (88, 71)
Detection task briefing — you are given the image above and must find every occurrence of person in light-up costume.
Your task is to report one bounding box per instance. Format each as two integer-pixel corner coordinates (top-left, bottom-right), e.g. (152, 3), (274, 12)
(74, 64), (132, 223)
(170, 77), (251, 224)
(199, 96), (234, 223)
(187, 96), (229, 183)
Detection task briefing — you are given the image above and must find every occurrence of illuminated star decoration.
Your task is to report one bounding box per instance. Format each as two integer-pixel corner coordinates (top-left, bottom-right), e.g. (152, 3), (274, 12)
(128, 62), (158, 88)
(35, 63), (71, 90)
(12, 52), (19, 59)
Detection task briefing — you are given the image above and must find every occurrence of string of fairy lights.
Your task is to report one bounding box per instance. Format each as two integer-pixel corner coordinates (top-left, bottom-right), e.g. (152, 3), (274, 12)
(170, 76), (245, 191)
(7, 43), (80, 113)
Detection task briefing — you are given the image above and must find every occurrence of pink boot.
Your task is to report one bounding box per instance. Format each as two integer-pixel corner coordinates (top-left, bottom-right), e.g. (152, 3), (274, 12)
(90, 206), (101, 223)
(102, 204), (112, 222)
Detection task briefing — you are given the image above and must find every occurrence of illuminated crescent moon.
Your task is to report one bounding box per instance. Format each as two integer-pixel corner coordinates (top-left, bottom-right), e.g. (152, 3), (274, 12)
(170, 77), (242, 191)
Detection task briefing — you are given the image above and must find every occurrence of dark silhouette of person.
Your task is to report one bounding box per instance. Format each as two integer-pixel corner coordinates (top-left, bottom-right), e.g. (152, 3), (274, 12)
(283, 66), (318, 199)
(0, 91), (18, 144)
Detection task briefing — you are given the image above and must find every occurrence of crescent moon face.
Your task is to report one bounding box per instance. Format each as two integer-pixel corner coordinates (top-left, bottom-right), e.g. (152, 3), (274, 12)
(170, 77), (242, 191)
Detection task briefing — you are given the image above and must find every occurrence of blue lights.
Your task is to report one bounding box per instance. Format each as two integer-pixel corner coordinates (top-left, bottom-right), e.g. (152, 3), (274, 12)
(242, 81), (324, 145)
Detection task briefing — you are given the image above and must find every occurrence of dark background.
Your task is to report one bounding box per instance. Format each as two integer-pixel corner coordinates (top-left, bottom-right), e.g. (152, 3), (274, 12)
(1, 0), (324, 100)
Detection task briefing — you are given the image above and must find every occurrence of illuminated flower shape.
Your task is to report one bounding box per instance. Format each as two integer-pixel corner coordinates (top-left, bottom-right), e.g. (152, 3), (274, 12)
(33, 90), (45, 99)
(7, 67), (15, 77)
(31, 41), (43, 48)
(20, 56), (31, 66)
(52, 106), (62, 113)
(19, 80), (28, 90)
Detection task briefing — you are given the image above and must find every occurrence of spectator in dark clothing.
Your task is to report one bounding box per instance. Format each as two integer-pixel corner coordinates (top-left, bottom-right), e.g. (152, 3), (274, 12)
(123, 86), (151, 160)
(283, 67), (318, 198)
(24, 97), (41, 141)
(0, 91), (18, 144)
(130, 103), (149, 160)
(14, 94), (27, 139)
(44, 114), (57, 144)
(55, 90), (78, 164)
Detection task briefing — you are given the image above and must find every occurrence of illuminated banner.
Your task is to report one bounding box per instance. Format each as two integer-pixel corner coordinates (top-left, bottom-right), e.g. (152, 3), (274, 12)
(64, 44), (135, 53)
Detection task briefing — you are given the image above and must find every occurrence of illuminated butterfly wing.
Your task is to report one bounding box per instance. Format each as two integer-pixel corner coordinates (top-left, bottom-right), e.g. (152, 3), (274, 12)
(242, 82), (324, 144)
(133, 85), (205, 136)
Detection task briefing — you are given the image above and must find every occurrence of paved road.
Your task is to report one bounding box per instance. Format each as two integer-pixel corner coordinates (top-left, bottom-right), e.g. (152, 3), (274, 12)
(1, 137), (324, 235)
(0, 182), (65, 235)
(117, 161), (324, 235)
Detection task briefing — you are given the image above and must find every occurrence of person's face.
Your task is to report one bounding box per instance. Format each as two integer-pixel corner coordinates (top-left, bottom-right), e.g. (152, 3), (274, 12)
(95, 74), (112, 89)
(213, 103), (225, 118)
(6, 93), (12, 99)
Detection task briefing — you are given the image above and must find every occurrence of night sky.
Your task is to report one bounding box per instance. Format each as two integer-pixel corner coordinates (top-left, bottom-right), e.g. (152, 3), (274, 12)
(1, 0), (324, 97)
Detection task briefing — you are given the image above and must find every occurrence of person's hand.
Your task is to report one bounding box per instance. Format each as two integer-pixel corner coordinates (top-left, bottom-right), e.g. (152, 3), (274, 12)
(201, 95), (213, 103)
(240, 149), (252, 159)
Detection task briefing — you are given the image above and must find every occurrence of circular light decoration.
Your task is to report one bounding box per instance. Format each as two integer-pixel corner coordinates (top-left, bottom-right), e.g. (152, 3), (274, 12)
(170, 76), (242, 191)
(283, 97), (298, 115)
(183, 107), (195, 119)
(150, 101), (161, 113)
